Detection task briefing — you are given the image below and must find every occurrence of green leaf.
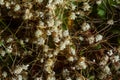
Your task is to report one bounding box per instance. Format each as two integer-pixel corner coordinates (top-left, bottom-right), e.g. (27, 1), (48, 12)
(108, 0), (118, 6)
(80, 51), (84, 55)
(0, 41), (3, 47)
(97, 9), (106, 17)
(97, 0), (107, 18)
(95, 44), (101, 50)
(89, 76), (95, 80)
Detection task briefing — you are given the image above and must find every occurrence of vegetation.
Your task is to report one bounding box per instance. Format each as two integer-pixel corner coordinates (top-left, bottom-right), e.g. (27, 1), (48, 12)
(0, 0), (120, 80)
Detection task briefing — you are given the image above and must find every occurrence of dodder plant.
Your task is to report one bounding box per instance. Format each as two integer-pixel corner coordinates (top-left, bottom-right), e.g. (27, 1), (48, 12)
(0, 0), (120, 80)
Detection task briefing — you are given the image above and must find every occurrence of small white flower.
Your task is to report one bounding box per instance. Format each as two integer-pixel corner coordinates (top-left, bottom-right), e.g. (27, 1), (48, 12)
(76, 10), (85, 16)
(114, 62), (120, 70)
(76, 76), (84, 80)
(47, 30), (52, 36)
(0, 0), (5, 5)
(62, 69), (70, 77)
(20, 39), (24, 45)
(63, 30), (69, 37)
(47, 75), (56, 80)
(107, 19), (114, 25)
(35, 76), (43, 80)
(87, 36), (94, 44)
(111, 55), (119, 63)
(48, 0), (53, 4)
(46, 3), (56, 10)
(25, 38), (29, 43)
(44, 59), (54, 73)
(39, 11), (44, 17)
(79, 36), (84, 41)
(40, 58), (44, 63)
(95, 34), (103, 42)
(64, 39), (70, 45)
(98, 72), (107, 79)
(35, 29), (43, 38)
(54, 20), (62, 27)
(18, 75), (22, 80)
(37, 37), (45, 45)
(103, 65), (111, 74)
(2, 71), (7, 78)
(83, 2), (91, 11)
(24, 9), (33, 20)
(54, 0), (63, 4)
(38, 21), (44, 27)
(14, 66), (23, 74)
(99, 55), (109, 66)
(93, 59), (96, 62)
(48, 53), (53, 58)
(70, 12), (76, 20)
(43, 45), (49, 52)
(53, 37), (60, 43)
(68, 56), (74, 62)
(71, 67), (75, 70)
(96, 0), (102, 5)
(81, 22), (90, 31)
(22, 64), (29, 70)
(11, 1), (15, 5)
(7, 37), (13, 43)
(78, 57), (87, 69)
(14, 64), (29, 75)
(47, 18), (54, 27)
(53, 48), (59, 56)
(58, 29), (63, 38)
(51, 27), (58, 33)
(5, 2), (10, 9)
(6, 45), (13, 53)
(78, 61), (87, 69)
(60, 42), (66, 50)
(14, 4), (20, 11)
(45, 59), (54, 67)
(71, 3), (76, 10)
(107, 50), (113, 56)
(70, 47), (76, 55)
(0, 50), (6, 57)
(36, 0), (43, 3)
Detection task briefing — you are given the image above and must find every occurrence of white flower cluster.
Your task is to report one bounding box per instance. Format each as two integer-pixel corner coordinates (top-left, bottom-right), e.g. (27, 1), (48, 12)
(14, 64), (29, 74)
(95, 34), (103, 42)
(98, 65), (111, 79)
(82, 2), (91, 11)
(81, 22), (91, 31)
(76, 57), (87, 70)
(44, 59), (54, 73)
(98, 49), (120, 79)
(107, 19), (114, 25)
(70, 12), (76, 20)
(107, 49), (113, 56)
(87, 34), (103, 44)
(0, 50), (6, 57)
(14, 4), (20, 12)
(6, 45), (13, 53)
(96, 0), (102, 5)
(87, 36), (95, 44)
(99, 55), (109, 66)
(110, 55), (119, 63)
(0, 0), (4, 5)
